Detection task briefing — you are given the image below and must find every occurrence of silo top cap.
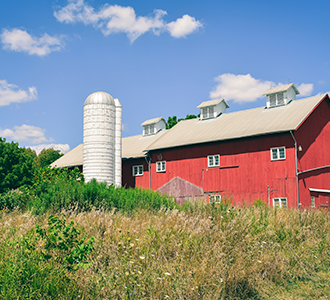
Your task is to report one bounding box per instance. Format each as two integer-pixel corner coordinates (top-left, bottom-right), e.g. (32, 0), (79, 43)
(84, 91), (115, 106)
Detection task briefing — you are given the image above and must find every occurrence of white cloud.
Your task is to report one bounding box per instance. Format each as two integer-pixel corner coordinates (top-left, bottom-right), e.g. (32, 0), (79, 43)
(0, 124), (53, 144)
(297, 83), (313, 97)
(210, 74), (274, 103)
(54, 0), (202, 43)
(166, 14), (202, 38)
(28, 143), (70, 155)
(1, 28), (65, 56)
(210, 73), (314, 103)
(0, 79), (38, 106)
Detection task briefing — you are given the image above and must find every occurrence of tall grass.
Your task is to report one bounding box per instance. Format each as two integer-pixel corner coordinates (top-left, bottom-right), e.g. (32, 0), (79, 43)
(1, 202), (330, 299)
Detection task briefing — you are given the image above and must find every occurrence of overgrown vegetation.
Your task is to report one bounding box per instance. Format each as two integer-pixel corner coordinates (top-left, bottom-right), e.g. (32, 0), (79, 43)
(1, 138), (330, 298)
(1, 204), (330, 299)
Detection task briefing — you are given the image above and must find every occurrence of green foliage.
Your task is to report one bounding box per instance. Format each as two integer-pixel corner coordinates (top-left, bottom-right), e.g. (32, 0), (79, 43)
(0, 188), (32, 211)
(166, 114), (198, 129)
(34, 148), (63, 169)
(31, 177), (179, 214)
(0, 137), (35, 193)
(0, 229), (81, 299)
(34, 214), (95, 270)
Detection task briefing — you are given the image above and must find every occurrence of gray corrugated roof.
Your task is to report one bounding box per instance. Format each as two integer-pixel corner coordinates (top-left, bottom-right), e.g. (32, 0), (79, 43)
(50, 129), (168, 168)
(50, 144), (83, 168)
(140, 117), (166, 126)
(263, 83), (299, 95)
(145, 94), (326, 151)
(197, 98), (230, 109)
(122, 130), (167, 158)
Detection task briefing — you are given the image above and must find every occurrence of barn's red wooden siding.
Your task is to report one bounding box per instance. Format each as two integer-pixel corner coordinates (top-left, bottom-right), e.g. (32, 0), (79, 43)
(295, 96), (330, 208)
(122, 95), (330, 208)
(143, 134), (297, 207)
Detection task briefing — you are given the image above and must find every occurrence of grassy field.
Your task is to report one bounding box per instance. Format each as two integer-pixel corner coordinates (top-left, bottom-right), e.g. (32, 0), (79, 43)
(1, 198), (330, 299)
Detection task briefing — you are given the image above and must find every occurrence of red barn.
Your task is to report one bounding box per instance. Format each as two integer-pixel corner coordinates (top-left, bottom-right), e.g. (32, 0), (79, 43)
(52, 84), (330, 209)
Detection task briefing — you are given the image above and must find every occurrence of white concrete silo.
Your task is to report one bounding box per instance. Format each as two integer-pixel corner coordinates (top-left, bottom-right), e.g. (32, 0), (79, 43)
(83, 91), (122, 186)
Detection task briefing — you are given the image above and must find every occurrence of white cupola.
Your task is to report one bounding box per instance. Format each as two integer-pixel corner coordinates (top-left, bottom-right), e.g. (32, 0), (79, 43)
(263, 83), (300, 108)
(197, 98), (230, 120)
(140, 117), (167, 136)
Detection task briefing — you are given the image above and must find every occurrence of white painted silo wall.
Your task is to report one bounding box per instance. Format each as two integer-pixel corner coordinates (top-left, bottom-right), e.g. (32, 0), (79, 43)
(114, 98), (122, 187)
(83, 92), (115, 185)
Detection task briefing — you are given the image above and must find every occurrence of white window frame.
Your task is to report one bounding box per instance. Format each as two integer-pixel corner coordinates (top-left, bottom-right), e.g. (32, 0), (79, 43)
(156, 161), (166, 172)
(311, 196), (315, 208)
(208, 154), (220, 167)
(269, 92), (285, 107)
(132, 165), (143, 177)
(210, 194), (221, 204)
(201, 106), (215, 119)
(270, 147), (286, 161)
(144, 124), (155, 136)
(273, 198), (287, 208)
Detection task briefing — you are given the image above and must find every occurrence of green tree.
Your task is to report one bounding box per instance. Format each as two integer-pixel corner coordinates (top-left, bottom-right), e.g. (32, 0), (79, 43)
(35, 148), (63, 169)
(0, 138), (36, 193)
(166, 114), (199, 129)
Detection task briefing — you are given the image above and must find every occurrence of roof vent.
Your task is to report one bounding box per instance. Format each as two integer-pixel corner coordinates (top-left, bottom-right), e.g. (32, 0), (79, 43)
(263, 83), (299, 108)
(140, 117), (167, 136)
(197, 98), (230, 120)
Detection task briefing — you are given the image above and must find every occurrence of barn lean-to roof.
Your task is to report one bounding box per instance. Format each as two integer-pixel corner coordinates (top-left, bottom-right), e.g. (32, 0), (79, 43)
(50, 130), (167, 168)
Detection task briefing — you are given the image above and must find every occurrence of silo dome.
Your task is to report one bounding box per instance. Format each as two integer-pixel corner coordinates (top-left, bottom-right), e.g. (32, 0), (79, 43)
(83, 91), (116, 185)
(84, 91), (115, 106)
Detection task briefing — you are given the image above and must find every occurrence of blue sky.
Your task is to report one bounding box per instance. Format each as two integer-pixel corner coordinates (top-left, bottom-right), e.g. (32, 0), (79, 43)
(1, 0), (329, 154)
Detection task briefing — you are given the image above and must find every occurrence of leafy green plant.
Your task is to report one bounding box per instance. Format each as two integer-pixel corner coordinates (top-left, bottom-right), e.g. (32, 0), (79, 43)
(35, 214), (94, 270)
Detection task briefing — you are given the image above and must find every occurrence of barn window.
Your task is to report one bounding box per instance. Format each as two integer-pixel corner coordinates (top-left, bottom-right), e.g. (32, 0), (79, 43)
(201, 106), (215, 119)
(311, 196), (315, 208)
(273, 198), (287, 208)
(208, 155), (220, 167)
(210, 195), (221, 204)
(268, 92), (285, 107)
(271, 147), (286, 161)
(133, 165), (143, 176)
(144, 124), (155, 135)
(156, 161), (166, 172)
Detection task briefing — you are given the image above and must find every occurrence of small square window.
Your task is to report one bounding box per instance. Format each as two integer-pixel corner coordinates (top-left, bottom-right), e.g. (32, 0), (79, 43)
(133, 165), (143, 176)
(156, 161), (166, 172)
(208, 155), (220, 167)
(311, 196), (315, 208)
(273, 198), (287, 208)
(271, 147), (286, 161)
(210, 195), (221, 204)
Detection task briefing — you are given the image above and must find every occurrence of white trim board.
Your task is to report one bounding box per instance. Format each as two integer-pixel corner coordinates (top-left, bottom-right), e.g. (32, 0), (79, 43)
(309, 188), (330, 194)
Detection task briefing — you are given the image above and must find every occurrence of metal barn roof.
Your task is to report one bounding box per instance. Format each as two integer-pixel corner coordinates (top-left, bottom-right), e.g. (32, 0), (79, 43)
(145, 94), (327, 151)
(51, 130), (167, 168)
(263, 83), (300, 95)
(140, 117), (166, 126)
(50, 144), (83, 168)
(197, 98), (230, 109)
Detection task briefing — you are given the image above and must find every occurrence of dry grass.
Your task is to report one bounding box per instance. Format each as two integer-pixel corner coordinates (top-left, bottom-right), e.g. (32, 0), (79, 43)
(1, 204), (330, 299)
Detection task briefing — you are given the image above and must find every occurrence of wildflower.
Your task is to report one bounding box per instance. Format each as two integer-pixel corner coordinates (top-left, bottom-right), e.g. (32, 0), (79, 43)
(221, 216), (224, 219)
(125, 272), (129, 276)
(208, 216), (212, 219)
(137, 271), (142, 275)
(164, 272), (171, 276)
(220, 278), (223, 283)
(130, 243), (134, 247)
(257, 260), (262, 263)
(314, 255), (317, 258)
(139, 256), (145, 260)
(135, 238), (139, 241)
(164, 296), (170, 299)
(157, 277), (162, 280)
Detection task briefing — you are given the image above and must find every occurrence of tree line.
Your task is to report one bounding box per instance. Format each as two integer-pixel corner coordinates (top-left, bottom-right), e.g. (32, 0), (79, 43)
(0, 137), (63, 193)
